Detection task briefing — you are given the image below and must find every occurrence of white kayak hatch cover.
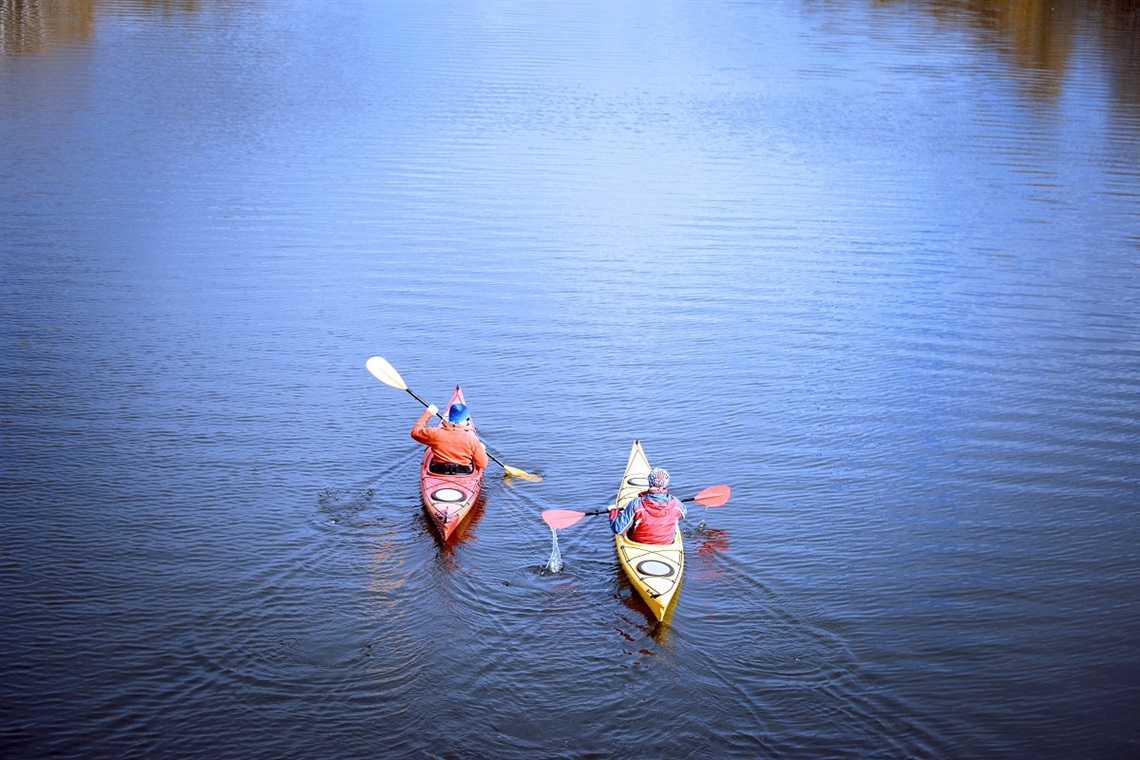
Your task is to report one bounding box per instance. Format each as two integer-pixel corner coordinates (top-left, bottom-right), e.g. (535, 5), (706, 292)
(636, 559), (675, 578)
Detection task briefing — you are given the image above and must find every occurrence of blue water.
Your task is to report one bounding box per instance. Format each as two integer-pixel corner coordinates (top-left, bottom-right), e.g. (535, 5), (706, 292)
(2, 0), (1138, 758)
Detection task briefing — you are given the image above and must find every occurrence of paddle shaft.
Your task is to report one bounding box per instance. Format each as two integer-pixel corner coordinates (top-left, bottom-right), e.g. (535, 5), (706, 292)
(403, 386), (512, 472)
(403, 386), (443, 420)
(580, 493), (709, 518)
(542, 484), (729, 529)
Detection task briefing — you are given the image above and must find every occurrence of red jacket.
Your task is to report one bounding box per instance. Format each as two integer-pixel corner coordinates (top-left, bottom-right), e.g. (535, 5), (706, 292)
(410, 409), (489, 469)
(609, 491), (686, 544)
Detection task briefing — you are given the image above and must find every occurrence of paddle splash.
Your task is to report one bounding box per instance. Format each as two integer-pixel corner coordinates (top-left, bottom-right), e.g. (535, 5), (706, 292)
(545, 526), (563, 573)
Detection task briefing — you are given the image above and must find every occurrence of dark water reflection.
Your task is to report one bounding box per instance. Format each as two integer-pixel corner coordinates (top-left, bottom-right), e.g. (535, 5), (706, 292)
(2, 0), (1138, 758)
(4, 0), (1138, 110)
(840, 0), (1140, 107)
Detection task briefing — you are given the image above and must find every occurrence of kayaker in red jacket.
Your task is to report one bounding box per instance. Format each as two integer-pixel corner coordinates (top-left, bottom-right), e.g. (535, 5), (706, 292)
(411, 402), (489, 474)
(609, 467), (687, 544)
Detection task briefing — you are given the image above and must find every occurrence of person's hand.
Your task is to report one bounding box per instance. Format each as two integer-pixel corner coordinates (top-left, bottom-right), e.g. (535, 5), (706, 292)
(426, 404), (439, 416)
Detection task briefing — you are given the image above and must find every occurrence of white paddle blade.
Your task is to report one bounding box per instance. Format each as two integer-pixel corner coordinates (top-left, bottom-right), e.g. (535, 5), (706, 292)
(365, 356), (407, 390)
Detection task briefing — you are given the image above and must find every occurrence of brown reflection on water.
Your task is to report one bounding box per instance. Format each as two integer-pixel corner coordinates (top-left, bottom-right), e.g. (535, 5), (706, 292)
(0, 0), (217, 55)
(5, 0), (1137, 115)
(857, 0), (1140, 109)
(1, 0), (94, 55)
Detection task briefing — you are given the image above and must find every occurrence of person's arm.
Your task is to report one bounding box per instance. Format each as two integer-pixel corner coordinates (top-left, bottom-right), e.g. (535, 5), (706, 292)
(609, 500), (635, 535)
(410, 405), (438, 444)
(472, 439), (489, 469)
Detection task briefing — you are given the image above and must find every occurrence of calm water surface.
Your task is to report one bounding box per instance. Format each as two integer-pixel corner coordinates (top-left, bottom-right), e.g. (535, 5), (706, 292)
(2, 0), (1138, 758)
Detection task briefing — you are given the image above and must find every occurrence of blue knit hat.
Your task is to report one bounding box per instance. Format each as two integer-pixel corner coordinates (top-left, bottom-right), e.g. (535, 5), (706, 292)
(648, 467), (670, 488)
(447, 403), (470, 423)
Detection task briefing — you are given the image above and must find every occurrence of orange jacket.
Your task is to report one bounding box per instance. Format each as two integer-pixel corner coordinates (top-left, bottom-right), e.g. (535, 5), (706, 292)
(410, 409), (489, 469)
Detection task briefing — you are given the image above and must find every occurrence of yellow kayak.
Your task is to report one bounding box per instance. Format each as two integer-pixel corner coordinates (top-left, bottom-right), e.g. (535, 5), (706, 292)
(612, 440), (684, 621)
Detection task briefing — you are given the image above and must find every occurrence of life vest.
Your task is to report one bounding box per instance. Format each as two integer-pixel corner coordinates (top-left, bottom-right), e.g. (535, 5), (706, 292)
(627, 492), (685, 544)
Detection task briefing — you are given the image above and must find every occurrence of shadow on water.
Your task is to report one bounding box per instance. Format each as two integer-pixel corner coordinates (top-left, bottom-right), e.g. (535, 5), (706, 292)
(610, 567), (682, 638)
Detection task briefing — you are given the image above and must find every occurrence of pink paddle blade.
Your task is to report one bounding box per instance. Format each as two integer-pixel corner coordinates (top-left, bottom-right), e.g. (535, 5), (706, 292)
(692, 484), (731, 507)
(542, 509), (587, 530)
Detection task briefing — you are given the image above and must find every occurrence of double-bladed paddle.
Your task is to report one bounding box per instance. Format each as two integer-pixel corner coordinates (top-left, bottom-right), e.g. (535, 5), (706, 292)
(365, 355), (541, 481)
(542, 484), (731, 529)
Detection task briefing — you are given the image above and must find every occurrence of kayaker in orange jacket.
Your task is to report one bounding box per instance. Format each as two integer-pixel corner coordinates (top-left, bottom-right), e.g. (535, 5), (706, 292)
(411, 402), (489, 475)
(609, 467), (687, 544)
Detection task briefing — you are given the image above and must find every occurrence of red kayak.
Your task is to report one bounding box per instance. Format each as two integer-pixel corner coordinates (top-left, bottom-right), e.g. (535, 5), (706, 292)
(419, 386), (484, 541)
